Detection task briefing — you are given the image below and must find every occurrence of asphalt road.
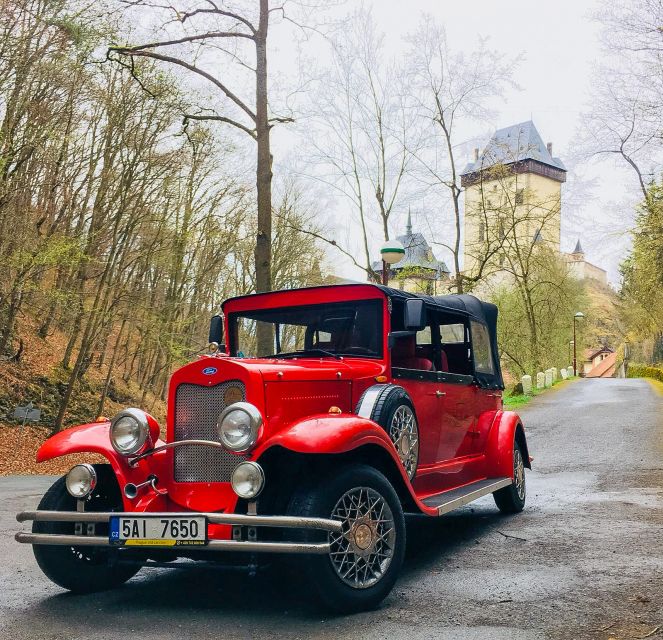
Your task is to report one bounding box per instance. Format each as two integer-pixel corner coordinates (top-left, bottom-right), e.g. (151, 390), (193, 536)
(1, 378), (662, 640)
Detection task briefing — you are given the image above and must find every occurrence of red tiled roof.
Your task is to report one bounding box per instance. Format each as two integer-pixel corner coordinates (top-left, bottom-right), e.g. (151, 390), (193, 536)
(584, 346), (614, 361)
(586, 352), (617, 378)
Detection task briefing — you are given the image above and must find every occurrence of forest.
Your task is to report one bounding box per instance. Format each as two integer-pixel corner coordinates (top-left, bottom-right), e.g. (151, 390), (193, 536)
(0, 0), (660, 433)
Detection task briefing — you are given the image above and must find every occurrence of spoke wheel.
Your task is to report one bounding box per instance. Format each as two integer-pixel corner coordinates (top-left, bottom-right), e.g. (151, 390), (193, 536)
(287, 464), (406, 612)
(388, 405), (419, 479)
(493, 443), (527, 514)
(329, 487), (396, 589)
(514, 447), (526, 501)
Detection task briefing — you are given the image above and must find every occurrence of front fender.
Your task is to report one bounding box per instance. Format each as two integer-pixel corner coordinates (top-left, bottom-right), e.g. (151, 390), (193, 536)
(253, 414), (436, 514)
(485, 410), (531, 479)
(37, 421), (119, 467)
(36, 422), (167, 504)
(255, 414), (398, 456)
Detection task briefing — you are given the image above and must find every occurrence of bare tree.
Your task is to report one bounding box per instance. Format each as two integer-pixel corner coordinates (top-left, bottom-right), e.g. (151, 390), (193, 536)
(109, 0), (294, 353)
(406, 18), (518, 293)
(581, 0), (663, 204)
(296, 8), (419, 279)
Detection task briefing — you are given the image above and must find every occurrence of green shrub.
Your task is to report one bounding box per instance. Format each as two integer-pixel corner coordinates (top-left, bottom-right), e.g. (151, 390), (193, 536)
(626, 363), (663, 383)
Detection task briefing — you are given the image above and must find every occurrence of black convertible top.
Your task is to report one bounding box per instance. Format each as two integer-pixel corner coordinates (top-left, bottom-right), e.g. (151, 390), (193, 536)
(373, 285), (504, 390)
(223, 283), (504, 390)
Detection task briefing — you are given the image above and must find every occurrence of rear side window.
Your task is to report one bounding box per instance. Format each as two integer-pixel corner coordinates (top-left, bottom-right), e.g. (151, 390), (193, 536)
(471, 321), (494, 374)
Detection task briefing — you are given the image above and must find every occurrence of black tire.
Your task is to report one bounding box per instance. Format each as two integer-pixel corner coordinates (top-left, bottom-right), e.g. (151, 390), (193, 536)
(493, 444), (527, 514)
(357, 385), (419, 480)
(32, 465), (141, 593)
(287, 464), (406, 613)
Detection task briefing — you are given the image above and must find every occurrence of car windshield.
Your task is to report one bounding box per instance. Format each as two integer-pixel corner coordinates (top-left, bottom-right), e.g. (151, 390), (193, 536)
(228, 299), (383, 358)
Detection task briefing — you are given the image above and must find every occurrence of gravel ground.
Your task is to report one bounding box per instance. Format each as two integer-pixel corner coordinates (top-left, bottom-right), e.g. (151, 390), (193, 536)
(1, 378), (661, 640)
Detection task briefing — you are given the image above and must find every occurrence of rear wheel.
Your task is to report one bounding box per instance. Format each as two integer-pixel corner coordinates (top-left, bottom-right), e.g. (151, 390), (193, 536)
(287, 464), (406, 613)
(493, 445), (526, 514)
(32, 465), (140, 593)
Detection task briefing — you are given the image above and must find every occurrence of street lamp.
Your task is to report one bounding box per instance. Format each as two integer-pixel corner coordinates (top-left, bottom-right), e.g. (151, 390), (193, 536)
(379, 240), (405, 286)
(573, 312), (585, 376)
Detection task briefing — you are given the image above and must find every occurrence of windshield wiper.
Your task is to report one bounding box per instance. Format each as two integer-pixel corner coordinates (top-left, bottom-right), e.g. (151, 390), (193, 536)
(267, 348), (342, 360)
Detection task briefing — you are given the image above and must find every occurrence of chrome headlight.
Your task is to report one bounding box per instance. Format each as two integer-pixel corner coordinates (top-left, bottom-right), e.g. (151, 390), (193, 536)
(231, 461), (265, 499)
(216, 402), (262, 452)
(65, 464), (97, 499)
(110, 408), (149, 455)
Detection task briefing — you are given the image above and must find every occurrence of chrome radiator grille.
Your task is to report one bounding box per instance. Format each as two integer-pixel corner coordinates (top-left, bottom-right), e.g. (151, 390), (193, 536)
(173, 381), (247, 483)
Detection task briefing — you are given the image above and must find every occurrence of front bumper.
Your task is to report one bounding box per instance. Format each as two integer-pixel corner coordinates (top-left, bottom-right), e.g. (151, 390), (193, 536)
(16, 510), (341, 555)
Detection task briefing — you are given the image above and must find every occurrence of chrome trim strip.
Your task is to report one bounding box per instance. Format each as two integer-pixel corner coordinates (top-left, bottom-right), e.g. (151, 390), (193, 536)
(14, 532), (329, 555)
(435, 478), (512, 515)
(356, 384), (388, 419)
(16, 510), (343, 533)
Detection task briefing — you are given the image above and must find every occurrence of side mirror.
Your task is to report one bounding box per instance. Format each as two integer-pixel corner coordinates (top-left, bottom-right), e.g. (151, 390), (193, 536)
(404, 299), (426, 331)
(208, 314), (224, 347)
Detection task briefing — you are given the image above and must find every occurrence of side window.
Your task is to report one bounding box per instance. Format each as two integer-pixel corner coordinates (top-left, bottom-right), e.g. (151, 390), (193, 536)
(416, 326), (432, 345)
(471, 321), (494, 374)
(440, 323), (465, 344)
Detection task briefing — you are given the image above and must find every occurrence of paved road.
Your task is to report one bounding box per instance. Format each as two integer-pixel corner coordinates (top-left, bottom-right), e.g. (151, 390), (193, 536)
(1, 379), (662, 640)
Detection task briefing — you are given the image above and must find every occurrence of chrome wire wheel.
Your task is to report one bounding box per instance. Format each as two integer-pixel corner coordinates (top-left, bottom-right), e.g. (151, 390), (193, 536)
(514, 447), (526, 501)
(328, 487), (396, 590)
(389, 405), (419, 479)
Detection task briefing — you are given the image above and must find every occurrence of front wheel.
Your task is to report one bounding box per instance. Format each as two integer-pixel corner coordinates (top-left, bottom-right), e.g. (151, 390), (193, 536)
(493, 444), (527, 514)
(32, 466), (141, 593)
(287, 464), (406, 613)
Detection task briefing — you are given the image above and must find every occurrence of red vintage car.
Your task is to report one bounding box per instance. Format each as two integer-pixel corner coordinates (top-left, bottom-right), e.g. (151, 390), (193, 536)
(16, 283), (530, 612)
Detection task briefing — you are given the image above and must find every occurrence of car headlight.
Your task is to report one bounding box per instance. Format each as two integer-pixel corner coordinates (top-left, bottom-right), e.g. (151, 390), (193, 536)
(65, 464), (97, 499)
(216, 402), (262, 452)
(110, 408), (150, 455)
(231, 461), (265, 499)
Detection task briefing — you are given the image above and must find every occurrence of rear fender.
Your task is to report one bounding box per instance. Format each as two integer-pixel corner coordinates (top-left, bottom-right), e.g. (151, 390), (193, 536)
(485, 410), (531, 479)
(253, 414), (435, 514)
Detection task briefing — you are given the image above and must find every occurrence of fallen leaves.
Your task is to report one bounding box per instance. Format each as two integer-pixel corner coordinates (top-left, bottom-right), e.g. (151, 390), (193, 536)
(0, 424), (104, 476)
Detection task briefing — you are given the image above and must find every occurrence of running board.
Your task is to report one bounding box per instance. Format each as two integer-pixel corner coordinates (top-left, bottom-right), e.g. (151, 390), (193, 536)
(422, 477), (512, 515)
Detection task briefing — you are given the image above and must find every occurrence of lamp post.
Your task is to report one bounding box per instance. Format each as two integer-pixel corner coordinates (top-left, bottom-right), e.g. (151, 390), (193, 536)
(573, 312), (585, 376)
(379, 240), (405, 286)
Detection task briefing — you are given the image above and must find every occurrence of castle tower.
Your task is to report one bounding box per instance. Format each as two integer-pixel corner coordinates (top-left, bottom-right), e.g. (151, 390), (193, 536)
(460, 121), (567, 278)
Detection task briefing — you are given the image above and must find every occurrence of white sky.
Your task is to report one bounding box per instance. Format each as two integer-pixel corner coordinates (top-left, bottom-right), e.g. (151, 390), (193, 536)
(267, 0), (638, 285)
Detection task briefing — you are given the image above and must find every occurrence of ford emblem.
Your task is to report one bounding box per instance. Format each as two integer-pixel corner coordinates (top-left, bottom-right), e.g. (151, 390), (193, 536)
(202, 367), (217, 376)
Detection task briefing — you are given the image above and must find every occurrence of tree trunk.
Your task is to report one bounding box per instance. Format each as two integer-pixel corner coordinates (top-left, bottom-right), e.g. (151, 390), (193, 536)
(254, 0), (273, 355)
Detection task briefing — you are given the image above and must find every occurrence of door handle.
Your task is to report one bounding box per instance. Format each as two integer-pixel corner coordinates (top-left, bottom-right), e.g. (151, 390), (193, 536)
(435, 390), (446, 397)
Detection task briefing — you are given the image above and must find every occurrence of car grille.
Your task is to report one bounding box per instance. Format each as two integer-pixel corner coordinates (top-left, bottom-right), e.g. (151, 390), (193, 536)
(173, 381), (247, 482)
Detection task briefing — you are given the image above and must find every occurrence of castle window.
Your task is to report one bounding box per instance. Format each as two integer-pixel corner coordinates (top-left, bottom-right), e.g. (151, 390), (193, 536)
(478, 222), (485, 242)
(498, 220), (505, 240)
(515, 189), (524, 205)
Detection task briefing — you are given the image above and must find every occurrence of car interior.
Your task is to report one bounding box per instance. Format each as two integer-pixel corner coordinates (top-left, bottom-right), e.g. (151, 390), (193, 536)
(390, 300), (473, 375)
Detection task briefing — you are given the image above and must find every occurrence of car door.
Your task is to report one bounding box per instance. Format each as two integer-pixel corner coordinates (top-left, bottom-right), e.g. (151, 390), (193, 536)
(391, 323), (445, 468)
(434, 319), (477, 464)
(468, 320), (502, 454)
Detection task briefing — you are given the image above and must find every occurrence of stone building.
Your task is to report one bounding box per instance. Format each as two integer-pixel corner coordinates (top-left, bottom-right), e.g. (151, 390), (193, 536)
(373, 212), (450, 294)
(460, 120), (607, 285)
(563, 240), (608, 286)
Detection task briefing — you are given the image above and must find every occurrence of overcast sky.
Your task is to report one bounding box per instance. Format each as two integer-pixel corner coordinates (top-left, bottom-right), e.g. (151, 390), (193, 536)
(267, 0), (637, 285)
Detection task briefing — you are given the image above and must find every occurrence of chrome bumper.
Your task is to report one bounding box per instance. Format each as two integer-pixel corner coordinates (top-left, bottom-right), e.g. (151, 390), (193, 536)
(15, 510), (342, 555)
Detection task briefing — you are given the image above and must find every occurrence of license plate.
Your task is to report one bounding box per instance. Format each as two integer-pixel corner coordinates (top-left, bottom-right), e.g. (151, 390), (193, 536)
(109, 516), (207, 547)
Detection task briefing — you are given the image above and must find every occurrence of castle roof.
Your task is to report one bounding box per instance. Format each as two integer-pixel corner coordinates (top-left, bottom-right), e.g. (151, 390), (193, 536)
(373, 214), (450, 278)
(461, 120), (566, 175)
(572, 238), (584, 254)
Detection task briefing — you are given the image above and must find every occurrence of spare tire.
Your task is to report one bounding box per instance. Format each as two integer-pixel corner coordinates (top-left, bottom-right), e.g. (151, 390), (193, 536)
(356, 385), (419, 480)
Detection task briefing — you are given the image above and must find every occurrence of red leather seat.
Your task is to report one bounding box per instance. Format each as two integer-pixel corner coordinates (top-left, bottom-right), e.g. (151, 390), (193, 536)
(439, 349), (449, 372)
(392, 335), (434, 371)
